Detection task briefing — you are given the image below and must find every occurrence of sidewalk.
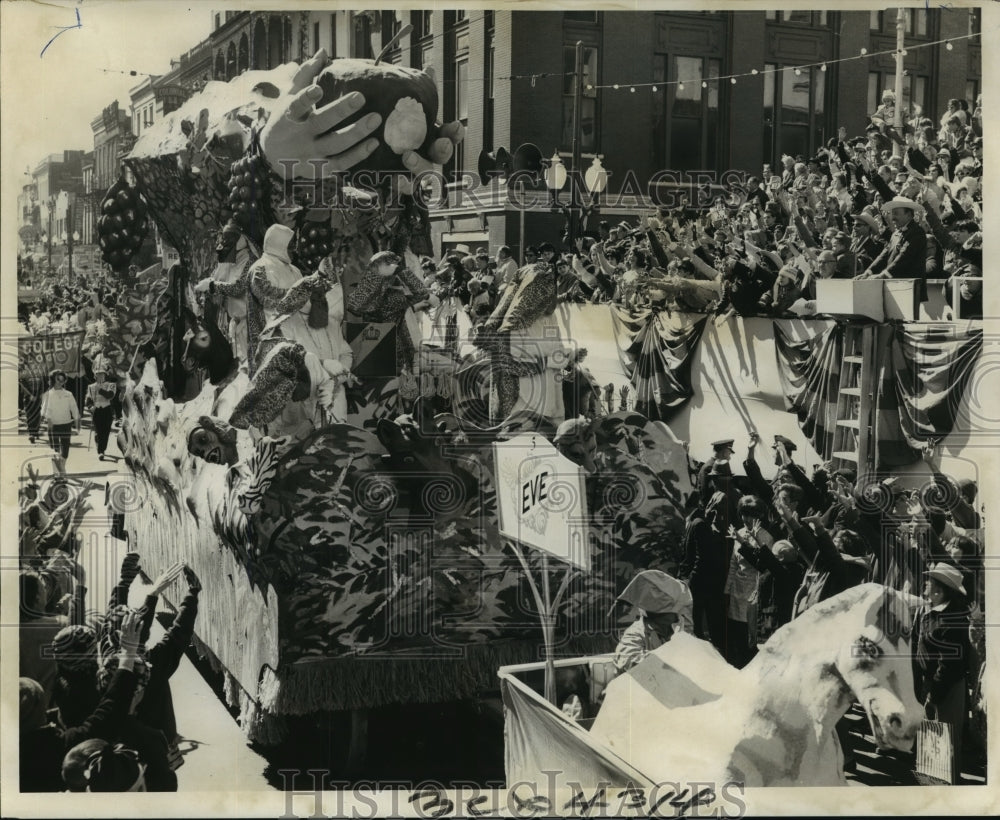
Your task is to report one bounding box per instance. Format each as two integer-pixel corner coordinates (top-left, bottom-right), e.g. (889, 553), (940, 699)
(17, 415), (275, 791)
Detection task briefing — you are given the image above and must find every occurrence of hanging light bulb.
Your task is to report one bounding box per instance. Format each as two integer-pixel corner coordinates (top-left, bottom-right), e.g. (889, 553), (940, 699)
(860, 47), (868, 56)
(586, 84), (594, 91)
(613, 84), (619, 90)
(677, 82), (684, 91)
(730, 77), (736, 85)
(630, 87), (636, 93)
(901, 48), (908, 57)
(652, 85), (658, 93)
(702, 80), (707, 88)
(820, 63), (827, 72)
(946, 41), (954, 51)
(751, 68), (759, 75)
(795, 68), (802, 76)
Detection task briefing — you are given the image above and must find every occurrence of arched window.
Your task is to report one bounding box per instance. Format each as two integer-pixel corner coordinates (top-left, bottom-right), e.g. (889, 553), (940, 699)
(238, 34), (249, 74)
(215, 50), (225, 80)
(226, 41), (237, 80)
(252, 19), (267, 69)
(268, 18), (283, 67)
(283, 16), (293, 62)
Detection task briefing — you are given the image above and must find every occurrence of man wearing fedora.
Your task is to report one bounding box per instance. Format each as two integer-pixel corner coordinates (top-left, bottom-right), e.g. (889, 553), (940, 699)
(850, 211), (884, 272)
(912, 562), (972, 782)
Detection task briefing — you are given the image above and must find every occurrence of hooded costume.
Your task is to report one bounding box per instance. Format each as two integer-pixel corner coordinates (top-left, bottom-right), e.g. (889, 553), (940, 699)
(246, 225), (318, 374)
(205, 223), (259, 361)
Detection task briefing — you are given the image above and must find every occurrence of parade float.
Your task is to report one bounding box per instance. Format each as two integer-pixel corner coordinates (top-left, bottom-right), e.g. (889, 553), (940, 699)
(94, 50), (985, 770)
(97, 53), (696, 747)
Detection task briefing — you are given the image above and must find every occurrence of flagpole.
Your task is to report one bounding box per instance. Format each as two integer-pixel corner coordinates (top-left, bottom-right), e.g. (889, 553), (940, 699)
(540, 553), (556, 705)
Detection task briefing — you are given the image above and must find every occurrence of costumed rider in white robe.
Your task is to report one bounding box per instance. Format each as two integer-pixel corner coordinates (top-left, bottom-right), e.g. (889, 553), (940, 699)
(228, 223), (355, 421)
(613, 570), (694, 676)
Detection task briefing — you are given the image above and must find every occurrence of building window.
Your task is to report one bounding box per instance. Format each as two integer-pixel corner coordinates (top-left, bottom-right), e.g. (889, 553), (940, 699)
(455, 10), (466, 23)
(451, 56), (469, 176)
(314, 21), (320, 53)
(561, 45), (598, 153)
(565, 11), (598, 23)
(414, 11), (432, 39)
(330, 14), (337, 58)
(214, 13), (221, 30)
(966, 80), (979, 107)
(870, 11), (881, 31)
(970, 9), (981, 35)
(483, 37), (495, 152)
(456, 58), (469, 121)
(353, 14), (373, 59)
(906, 9), (928, 37)
(767, 11), (828, 25)
(381, 11), (401, 57)
(653, 55), (721, 171)
(763, 65), (827, 163)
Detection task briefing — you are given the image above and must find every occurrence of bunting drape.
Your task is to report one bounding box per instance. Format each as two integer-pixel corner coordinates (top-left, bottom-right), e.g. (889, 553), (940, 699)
(773, 320), (843, 460)
(889, 323), (983, 454)
(609, 306), (707, 420)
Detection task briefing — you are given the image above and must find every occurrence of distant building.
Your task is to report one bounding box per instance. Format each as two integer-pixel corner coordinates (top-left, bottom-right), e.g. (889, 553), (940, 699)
(80, 152), (95, 245)
(91, 101), (132, 195)
(208, 10), (307, 80)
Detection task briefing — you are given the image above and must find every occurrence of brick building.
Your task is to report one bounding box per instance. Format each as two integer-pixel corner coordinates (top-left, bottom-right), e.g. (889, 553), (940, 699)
(360, 8), (981, 258)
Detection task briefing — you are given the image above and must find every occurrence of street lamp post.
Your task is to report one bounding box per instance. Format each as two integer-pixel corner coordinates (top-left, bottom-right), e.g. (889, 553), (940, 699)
(893, 8), (906, 159)
(545, 153), (608, 245)
(46, 197), (54, 273)
(67, 201), (75, 283)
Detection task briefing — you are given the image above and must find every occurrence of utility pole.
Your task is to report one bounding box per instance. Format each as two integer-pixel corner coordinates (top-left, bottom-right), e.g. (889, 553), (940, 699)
(893, 8), (906, 158)
(67, 199), (74, 284)
(46, 197), (54, 273)
(570, 40), (584, 243)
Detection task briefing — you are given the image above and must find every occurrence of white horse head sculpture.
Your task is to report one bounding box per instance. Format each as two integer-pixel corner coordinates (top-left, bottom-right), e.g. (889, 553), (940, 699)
(590, 584), (923, 787)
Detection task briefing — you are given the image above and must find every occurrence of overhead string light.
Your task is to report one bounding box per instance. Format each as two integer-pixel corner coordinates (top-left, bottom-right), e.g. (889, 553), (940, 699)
(581, 28), (979, 92)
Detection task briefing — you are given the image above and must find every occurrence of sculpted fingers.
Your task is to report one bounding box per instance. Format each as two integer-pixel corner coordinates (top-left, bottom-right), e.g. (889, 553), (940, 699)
(309, 91), (368, 133)
(290, 48), (329, 95)
(285, 85), (325, 123)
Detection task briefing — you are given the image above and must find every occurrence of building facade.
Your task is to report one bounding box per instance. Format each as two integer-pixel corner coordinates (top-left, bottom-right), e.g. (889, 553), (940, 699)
(352, 8), (980, 258)
(91, 102), (133, 195)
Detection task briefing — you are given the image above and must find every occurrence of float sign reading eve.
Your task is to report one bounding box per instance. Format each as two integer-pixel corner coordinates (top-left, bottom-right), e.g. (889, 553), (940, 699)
(494, 433), (590, 570)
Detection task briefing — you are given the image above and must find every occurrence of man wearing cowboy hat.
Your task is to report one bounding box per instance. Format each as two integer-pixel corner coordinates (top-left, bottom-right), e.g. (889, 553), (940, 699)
(912, 562), (972, 781)
(612, 570), (694, 675)
(857, 196), (927, 295)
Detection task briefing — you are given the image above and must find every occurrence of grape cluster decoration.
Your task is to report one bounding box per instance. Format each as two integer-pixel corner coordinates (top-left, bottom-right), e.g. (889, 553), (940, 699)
(97, 177), (149, 271)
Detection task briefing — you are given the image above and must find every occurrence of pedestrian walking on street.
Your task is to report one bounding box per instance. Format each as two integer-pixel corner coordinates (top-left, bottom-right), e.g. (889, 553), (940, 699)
(41, 369), (80, 476)
(85, 361), (116, 461)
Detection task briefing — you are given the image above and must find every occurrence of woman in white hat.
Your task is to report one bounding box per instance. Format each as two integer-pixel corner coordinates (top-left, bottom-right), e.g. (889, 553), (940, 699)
(911, 562), (971, 781)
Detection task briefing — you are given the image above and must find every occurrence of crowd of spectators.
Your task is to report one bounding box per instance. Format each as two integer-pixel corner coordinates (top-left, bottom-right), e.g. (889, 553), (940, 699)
(19, 466), (200, 791)
(410, 92), (982, 323)
(677, 432), (985, 775)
